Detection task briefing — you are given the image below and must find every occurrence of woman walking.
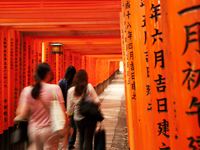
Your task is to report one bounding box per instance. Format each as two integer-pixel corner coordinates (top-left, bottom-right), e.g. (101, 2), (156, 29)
(67, 69), (101, 150)
(16, 63), (68, 150)
(58, 65), (77, 149)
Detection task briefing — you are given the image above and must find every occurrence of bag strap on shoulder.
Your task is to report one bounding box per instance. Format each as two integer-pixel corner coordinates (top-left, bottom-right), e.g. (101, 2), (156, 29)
(39, 97), (50, 114)
(39, 84), (58, 114)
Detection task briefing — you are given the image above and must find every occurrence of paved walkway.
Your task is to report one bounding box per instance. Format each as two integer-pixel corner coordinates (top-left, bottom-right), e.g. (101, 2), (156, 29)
(69, 73), (128, 150)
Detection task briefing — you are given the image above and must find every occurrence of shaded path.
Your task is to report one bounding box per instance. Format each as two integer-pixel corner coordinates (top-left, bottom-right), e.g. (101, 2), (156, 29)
(68, 73), (128, 150)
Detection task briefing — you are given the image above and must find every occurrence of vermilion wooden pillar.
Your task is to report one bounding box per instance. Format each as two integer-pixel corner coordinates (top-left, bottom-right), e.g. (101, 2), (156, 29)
(14, 31), (20, 119)
(123, 0), (140, 149)
(0, 28), (3, 134)
(25, 37), (32, 87)
(96, 59), (100, 85)
(22, 37), (27, 88)
(120, 7), (134, 149)
(30, 38), (34, 85)
(8, 29), (15, 127)
(130, 0), (156, 150)
(160, 1), (200, 150)
(2, 28), (8, 131)
(144, 0), (170, 149)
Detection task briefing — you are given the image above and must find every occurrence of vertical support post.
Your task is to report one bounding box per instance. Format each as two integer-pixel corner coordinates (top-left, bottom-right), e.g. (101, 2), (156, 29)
(145, 0), (170, 149)
(120, 6), (135, 148)
(161, 0), (200, 149)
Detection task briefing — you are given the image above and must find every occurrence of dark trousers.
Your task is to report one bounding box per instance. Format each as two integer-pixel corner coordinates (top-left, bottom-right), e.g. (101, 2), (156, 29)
(75, 118), (97, 150)
(68, 116), (77, 148)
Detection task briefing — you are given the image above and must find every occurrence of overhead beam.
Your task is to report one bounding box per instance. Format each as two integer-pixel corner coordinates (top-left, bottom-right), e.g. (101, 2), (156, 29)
(0, 12), (120, 19)
(21, 30), (120, 36)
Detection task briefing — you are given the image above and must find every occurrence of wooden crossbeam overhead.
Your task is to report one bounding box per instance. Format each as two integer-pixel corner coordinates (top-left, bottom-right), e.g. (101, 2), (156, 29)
(21, 30), (120, 36)
(5, 24), (120, 31)
(0, 0), (122, 57)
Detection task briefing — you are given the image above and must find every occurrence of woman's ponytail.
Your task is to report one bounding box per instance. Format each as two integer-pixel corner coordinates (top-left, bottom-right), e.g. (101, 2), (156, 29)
(31, 81), (41, 99)
(31, 63), (51, 99)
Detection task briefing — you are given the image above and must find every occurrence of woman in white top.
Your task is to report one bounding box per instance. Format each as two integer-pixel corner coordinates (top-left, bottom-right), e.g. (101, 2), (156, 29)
(67, 69), (100, 150)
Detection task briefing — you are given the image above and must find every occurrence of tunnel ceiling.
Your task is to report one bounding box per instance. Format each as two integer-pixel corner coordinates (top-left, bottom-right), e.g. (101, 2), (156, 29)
(0, 0), (122, 61)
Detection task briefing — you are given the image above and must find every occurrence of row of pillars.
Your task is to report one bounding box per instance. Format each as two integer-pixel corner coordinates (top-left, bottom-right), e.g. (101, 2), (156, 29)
(0, 27), (119, 135)
(121, 0), (200, 150)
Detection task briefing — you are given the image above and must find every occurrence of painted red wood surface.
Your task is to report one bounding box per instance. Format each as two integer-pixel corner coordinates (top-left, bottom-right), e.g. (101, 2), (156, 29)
(2, 28), (8, 130)
(0, 28), (3, 134)
(0, 0), (121, 139)
(120, 6), (135, 149)
(8, 29), (15, 127)
(132, 1), (156, 150)
(14, 31), (20, 119)
(160, 1), (200, 150)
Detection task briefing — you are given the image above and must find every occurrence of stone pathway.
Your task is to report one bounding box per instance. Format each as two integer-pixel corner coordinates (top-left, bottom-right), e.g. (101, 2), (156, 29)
(63, 73), (128, 150)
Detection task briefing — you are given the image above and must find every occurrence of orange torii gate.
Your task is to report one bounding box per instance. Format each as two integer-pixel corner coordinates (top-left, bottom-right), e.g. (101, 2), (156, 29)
(0, 29), (120, 138)
(121, 0), (200, 150)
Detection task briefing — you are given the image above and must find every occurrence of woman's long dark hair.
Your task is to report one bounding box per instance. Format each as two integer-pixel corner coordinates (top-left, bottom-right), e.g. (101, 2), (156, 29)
(64, 65), (76, 86)
(31, 63), (51, 99)
(72, 69), (88, 96)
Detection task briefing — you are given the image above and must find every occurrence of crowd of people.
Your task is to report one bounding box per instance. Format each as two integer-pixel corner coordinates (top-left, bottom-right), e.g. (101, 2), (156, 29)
(15, 62), (102, 150)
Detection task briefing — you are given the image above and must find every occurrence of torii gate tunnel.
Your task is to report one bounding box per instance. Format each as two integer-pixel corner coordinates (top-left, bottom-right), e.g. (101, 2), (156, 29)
(0, 0), (200, 150)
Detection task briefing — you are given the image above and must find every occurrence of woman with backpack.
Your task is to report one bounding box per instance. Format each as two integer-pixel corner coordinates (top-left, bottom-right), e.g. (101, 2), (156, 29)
(67, 69), (101, 150)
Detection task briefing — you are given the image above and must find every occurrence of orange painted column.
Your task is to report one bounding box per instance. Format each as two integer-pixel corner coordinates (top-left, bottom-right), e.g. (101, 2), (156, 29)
(88, 57), (92, 85)
(124, 0), (146, 149)
(38, 40), (42, 64)
(56, 54), (59, 84)
(63, 47), (68, 71)
(51, 48), (56, 84)
(57, 53), (61, 83)
(124, 0), (150, 150)
(43, 42), (50, 63)
(130, 0), (156, 150)
(120, 7), (135, 149)
(81, 56), (86, 70)
(96, 59), (100, 85)
(27, 37), (32, 86)
(65, 50), (72, 70)
(2, 28), (8, 131)
(30, 38), (34, 85)
(8, 29), (15, 127)
(85, 57), (90, 81)
(23, 37), (28, 87)
(144, 0), (170, 149)
(22, 36), (26, 88)
(160, 1), (200, 150)
(60, 51), (64, 80)
(14, 31), (20, 118)
(0, 28), (4, 134)
(92, 58), (96, 87)
(32, 39), (37, 84)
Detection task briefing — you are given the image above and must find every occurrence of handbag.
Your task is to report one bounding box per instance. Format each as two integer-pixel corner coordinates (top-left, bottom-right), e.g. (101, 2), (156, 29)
(94, 123), (106, 150)
(40, 85), (67, 136)
(11, 116), (28, 144)
(79, 91), (104, 122)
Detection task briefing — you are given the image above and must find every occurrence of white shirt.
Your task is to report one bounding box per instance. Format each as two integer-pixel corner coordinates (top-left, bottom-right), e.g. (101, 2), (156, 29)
(67, 83), (100, 121)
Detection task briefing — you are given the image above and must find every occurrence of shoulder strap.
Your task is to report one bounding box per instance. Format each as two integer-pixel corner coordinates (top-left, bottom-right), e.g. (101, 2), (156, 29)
(39, 97), (50, 114)
(39, 85), (58, 114)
